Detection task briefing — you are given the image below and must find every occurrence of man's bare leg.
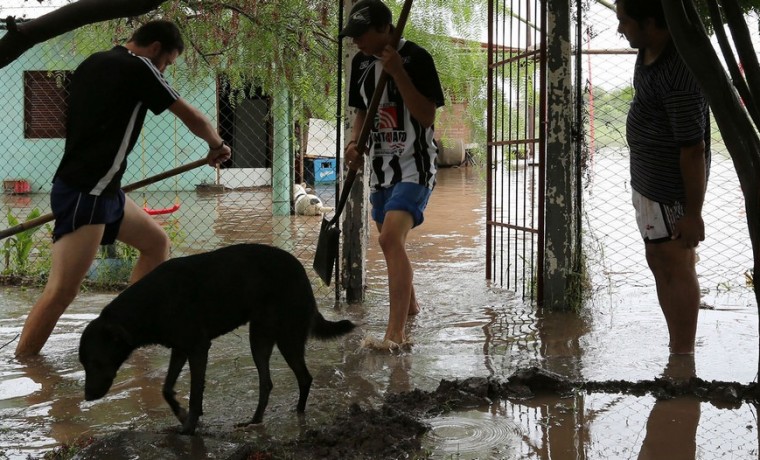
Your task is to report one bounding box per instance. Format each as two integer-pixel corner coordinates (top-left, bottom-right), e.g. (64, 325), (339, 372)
(645, 240), (700, 354)
(376, 220), (420, 318)
(117, 196), (170, 283)
(15, 225), (104, 358)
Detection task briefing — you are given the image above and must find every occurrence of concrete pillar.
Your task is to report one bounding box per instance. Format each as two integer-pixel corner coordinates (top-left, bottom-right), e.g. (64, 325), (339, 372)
(341, 0), (370, 303)
(543, 0), (580, 309)
(272, 87), (292, 216)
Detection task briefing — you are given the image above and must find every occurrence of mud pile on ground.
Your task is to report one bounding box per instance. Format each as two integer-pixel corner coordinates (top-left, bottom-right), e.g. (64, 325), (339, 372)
(67, 366), (760, 460)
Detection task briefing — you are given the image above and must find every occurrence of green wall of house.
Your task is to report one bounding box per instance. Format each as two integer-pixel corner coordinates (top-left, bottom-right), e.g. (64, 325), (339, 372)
(0, 30), (221, 194)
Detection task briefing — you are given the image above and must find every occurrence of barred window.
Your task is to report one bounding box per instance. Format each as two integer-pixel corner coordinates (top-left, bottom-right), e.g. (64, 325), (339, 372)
(24, 70), (71, 139)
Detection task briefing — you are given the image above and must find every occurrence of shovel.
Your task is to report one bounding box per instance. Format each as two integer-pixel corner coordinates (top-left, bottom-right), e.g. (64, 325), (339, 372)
(313, 0), (415, 286)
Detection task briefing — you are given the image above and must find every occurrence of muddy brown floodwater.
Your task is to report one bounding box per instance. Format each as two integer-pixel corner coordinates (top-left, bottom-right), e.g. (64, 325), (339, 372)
(0, 166), (758, 459)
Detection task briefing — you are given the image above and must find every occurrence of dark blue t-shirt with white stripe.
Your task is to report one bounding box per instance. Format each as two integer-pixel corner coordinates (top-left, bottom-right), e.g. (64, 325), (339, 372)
(626, 41), (710, 205)
(55, 46), (179, 196)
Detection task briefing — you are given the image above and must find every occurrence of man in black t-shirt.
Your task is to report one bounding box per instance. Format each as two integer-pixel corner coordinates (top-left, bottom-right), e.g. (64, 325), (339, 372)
(16, 20), (231, 358)
(617, 0), (710, 355)
(341, 0), (444, 349)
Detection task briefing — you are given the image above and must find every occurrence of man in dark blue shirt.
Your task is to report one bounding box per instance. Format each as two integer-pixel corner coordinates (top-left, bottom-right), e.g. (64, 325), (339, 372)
(617, 0), (710, 355)
(16, 20), (231, 358)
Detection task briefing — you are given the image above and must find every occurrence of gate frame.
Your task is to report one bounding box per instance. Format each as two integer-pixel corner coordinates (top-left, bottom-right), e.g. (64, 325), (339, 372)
(487, 0), (581, 309)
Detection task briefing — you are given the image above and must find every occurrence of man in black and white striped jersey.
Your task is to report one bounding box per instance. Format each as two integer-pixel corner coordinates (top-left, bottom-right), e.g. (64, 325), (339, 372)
(616, 0), (710, 355)
(16, 20), (231, 358)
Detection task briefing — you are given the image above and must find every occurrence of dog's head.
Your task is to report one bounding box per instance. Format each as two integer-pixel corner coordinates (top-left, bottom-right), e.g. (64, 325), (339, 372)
(78, 317), (134, 401)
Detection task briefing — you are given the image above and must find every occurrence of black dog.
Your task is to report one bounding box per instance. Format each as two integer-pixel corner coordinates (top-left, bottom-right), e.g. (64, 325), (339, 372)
(78, 243), (355, 435)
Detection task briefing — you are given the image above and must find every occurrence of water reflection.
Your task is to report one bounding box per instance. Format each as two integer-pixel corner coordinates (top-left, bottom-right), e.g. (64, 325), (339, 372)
(0, 356), (85, 457)
(637, 355), (700, 460)
(423, 367), (752, 459)
(537, 309), (591, 379)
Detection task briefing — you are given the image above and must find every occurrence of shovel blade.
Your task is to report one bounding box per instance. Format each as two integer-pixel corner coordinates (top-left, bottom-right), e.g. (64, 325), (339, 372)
(313, 217), (340, 285)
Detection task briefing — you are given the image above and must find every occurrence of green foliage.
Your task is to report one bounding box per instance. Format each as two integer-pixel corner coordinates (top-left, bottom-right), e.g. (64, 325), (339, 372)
(99, 242), (138, 263)
(89, 217), (185, 286)
(64, 0), (489, 141)
(692, 0), (760, 31)
(565, 249), (592, 312)
(2, 208), (44, 276)
(586, 85), (633, 149)
(88, 251), (133, 285)
(162, 217), (186, 251)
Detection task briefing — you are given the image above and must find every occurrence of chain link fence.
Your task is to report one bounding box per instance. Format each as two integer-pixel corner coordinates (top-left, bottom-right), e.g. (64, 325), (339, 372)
(0, 22), (340, 300)
(572, 5), (757, 456)
(579, 2), (754, 308)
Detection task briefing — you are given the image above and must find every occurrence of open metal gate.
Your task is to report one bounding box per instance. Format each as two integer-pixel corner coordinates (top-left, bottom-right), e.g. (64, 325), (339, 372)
(487, 0), (546, 302)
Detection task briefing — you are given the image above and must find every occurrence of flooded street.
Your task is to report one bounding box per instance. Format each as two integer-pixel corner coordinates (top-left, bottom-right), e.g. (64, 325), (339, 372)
(0, 166), (758, 459)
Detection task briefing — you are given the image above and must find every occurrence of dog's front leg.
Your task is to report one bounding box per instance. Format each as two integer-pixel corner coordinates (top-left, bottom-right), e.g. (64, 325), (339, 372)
(181, 344), (210, 435)
(163, 349), (189, 425)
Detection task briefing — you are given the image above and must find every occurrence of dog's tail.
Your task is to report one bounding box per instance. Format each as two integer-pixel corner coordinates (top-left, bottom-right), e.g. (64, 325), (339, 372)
(310, 312), (356, 340)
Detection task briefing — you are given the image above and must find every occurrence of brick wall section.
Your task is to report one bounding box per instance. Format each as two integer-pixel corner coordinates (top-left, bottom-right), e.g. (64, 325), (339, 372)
(435, 101), (472, 144)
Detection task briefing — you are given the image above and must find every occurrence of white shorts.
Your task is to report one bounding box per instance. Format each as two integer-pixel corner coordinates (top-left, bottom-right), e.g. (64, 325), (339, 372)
(632, 189), (684, 243)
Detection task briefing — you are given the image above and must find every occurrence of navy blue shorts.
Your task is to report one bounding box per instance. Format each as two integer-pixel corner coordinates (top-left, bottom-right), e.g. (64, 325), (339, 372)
(51, 179), (125, 244)
(370, 182), (432, 228)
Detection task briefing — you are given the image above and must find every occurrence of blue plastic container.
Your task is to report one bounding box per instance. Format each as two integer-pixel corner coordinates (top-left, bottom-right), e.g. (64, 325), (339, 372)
(314, 159), (337, 183)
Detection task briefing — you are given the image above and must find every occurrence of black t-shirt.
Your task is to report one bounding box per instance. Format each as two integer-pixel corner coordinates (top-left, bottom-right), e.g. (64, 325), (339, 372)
(55, 46), (179, 196)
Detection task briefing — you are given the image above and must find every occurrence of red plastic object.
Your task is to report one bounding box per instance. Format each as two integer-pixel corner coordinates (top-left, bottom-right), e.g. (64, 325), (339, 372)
(3, 179), (30, 195)
(143, 203), (180, 215)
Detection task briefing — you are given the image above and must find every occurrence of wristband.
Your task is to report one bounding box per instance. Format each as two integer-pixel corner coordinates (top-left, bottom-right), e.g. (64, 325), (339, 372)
(210, 141), (225, 150)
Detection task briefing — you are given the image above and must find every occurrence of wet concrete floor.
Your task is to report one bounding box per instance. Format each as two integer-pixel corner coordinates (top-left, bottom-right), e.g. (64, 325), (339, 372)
(0, 166), (758, 459)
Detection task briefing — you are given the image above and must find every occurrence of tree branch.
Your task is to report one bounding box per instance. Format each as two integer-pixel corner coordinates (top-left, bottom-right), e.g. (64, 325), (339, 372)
(0, 0), (167, 69)
(706, 0), (760, 128)
(664, 0), (760, 374)
(720, 0), (760, 115)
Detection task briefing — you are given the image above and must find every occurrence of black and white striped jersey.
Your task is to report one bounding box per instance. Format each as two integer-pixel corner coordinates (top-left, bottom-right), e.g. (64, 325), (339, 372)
(55, 46), (179, 196)
(626, 41), (710, 205)
(348, 39), (445, 191)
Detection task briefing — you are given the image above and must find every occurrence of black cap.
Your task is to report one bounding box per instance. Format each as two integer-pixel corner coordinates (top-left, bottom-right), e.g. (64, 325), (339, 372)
(339, 0), (392, 39)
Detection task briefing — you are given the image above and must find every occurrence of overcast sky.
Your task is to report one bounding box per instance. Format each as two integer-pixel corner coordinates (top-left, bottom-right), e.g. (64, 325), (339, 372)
(1, 0), (67, 19)
(4, 0), (754, 92)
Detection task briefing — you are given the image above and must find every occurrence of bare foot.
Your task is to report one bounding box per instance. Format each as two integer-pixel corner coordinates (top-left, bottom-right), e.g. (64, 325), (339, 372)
(360, 336), (413, 352)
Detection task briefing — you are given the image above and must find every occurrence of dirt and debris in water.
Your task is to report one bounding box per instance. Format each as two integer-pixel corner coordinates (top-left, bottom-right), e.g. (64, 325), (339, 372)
(278, 403), (428, 459)
(65, 366), (760, 460)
